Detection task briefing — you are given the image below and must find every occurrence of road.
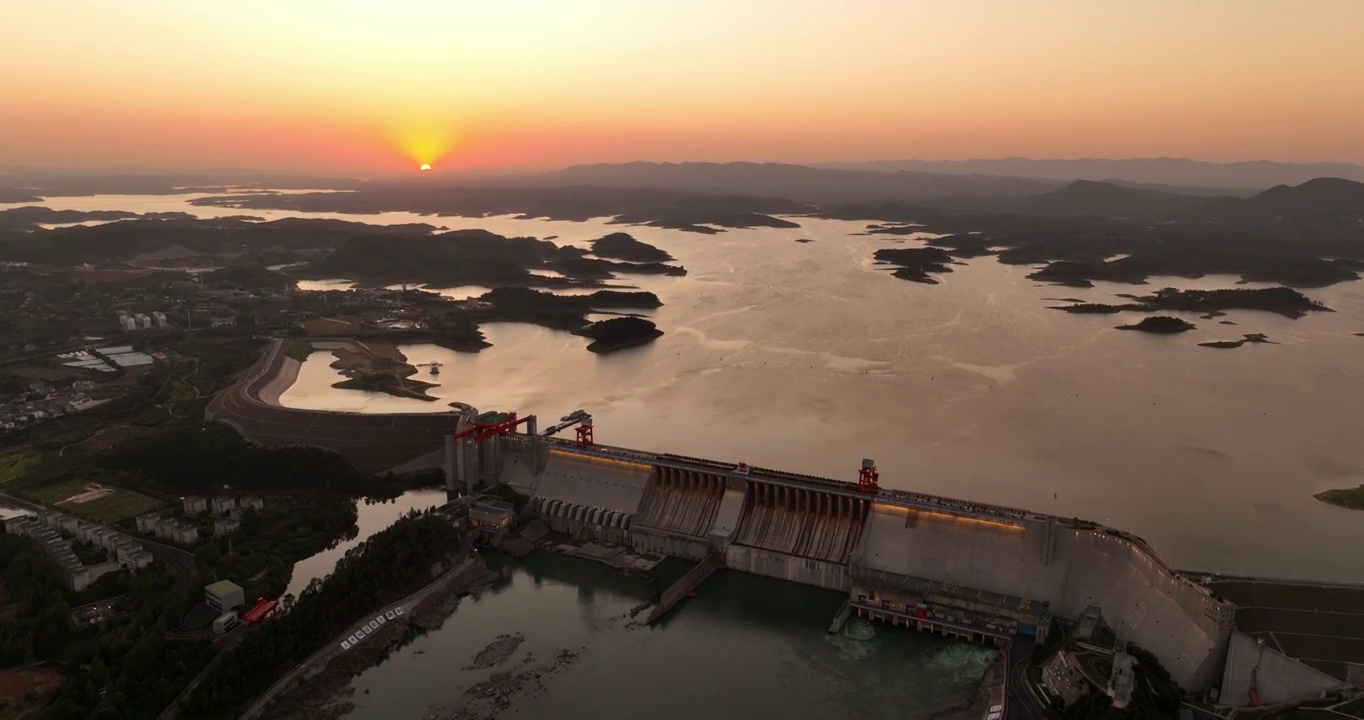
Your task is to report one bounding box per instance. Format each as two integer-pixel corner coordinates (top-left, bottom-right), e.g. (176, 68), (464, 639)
(1007, 639), (1049, 720)
(237, 556), (481, 720)
(135, 536), (198, 592)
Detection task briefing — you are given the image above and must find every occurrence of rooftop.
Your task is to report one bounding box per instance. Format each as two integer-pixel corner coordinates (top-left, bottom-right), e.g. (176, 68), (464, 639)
(205, 579), (243, 596)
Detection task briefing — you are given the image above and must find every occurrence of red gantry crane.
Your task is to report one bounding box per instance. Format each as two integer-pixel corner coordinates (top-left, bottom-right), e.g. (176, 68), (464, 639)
(857, 458), (879, 493)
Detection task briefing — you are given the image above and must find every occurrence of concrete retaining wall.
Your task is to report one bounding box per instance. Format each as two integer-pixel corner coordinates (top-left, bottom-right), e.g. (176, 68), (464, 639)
(1220, 630), (1343, 706)
(726, 544), (850, 592)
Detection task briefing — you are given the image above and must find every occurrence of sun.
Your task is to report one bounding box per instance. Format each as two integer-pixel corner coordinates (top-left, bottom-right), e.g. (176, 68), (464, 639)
(419, 163), (432, 171)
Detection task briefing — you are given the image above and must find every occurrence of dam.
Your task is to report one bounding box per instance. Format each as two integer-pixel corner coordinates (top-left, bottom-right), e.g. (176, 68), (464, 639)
(460, 419), (1357, 709)
(210, 340), (1362, 710)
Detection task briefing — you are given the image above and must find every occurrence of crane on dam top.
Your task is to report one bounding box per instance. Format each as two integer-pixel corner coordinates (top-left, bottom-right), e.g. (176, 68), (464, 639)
(541, 410), (594, 447)
(448, 409), (596, 447)
(858, 458), (879, 493)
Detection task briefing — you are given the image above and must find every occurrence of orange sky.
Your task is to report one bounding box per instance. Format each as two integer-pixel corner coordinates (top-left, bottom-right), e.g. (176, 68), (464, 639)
(3, 0), (1363, 174)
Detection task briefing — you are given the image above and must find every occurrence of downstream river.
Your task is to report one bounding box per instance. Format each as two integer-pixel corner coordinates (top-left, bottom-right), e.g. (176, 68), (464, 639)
(14, 192), (1364, 718)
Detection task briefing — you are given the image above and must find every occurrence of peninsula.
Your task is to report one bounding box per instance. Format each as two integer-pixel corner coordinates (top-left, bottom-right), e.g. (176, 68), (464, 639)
(1315, 485), (1364, 511)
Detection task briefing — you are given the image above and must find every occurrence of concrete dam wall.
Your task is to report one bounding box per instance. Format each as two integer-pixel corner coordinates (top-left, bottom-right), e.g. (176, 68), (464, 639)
(489, 438), (1339, 702)
(857, 504), (1230, 690)
(732, 481), (869, 564)
(508, 449), (652, 545)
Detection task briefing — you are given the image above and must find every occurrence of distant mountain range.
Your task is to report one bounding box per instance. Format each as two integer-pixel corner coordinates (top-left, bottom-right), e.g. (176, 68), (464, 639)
(542, 161), (1059, 202)
(815, 157), (1364, 190)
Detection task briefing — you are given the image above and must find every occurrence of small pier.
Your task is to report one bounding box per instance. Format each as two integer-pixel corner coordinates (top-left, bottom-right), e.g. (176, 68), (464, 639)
(646, 551), (724, 624)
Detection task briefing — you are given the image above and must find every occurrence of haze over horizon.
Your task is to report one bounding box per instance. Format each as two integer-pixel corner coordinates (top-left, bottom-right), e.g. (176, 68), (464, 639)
(4, 0), (1364, 174)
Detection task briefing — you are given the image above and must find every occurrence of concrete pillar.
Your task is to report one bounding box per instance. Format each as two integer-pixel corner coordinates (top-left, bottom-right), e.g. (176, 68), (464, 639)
(444, 435), (457, 493)
(527, 416), (537, 437)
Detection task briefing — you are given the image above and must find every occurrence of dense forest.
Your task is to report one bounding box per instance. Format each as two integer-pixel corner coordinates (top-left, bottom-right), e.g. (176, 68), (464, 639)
(0, 534), (214, 720)
(180, 511), (465, 719)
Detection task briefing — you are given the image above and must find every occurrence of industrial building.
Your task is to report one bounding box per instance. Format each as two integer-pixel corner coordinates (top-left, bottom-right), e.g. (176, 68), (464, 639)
(212, 611), (241, 636)
(468, 496), (514, 543)
(205, 580), (245, 614)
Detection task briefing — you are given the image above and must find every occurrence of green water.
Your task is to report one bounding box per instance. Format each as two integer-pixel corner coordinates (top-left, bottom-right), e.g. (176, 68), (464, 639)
(342, 552), (995, 720)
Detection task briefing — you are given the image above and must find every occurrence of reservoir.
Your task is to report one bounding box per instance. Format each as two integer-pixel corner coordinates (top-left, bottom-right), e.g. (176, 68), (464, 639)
(13, 192), (1364, 717)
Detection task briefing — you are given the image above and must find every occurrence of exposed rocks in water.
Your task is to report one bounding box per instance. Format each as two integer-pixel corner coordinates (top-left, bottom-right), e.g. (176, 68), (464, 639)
(433, 648), (582, 720)
(1220, 320), (1238, 325)
(465, 634), (525, 670)
(1116, 316), (1195, 334)
(794, 238), (814, 243)
(1199, 333), (1276, 349)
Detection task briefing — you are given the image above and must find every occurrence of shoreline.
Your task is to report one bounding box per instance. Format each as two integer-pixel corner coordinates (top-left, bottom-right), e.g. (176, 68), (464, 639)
(256, 353), (302, 406)
(241, 556), (498, 720)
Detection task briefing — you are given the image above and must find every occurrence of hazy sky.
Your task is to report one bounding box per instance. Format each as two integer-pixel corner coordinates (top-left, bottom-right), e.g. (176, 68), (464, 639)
(3, 0), (1363, 174)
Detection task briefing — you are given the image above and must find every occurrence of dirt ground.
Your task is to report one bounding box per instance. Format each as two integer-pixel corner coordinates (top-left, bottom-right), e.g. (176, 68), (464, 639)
(303, 317), (360, 336)
(0, 666), (64, 707)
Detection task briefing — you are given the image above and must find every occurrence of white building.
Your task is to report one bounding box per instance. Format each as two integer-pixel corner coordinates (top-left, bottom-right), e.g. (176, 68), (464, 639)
(183, 496), (208, 515)
(136, 314), (152, 330)
(136, 512), (163, 534)
(152, 311), (168, 329)
(211, 496), (237, 515)
(239, 496), (265, 512)
(120, 315), (137, 331)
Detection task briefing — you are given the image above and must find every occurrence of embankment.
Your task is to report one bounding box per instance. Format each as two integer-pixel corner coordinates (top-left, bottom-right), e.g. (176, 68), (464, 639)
(206, 338), (462, 473)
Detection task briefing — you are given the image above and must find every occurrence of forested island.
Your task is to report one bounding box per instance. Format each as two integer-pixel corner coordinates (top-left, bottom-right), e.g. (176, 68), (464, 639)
(1116, 316), (1195, 334)
(873, 247), (956, 284)
(574, 317), (664, 353)
(1052, 287), (1331, 319)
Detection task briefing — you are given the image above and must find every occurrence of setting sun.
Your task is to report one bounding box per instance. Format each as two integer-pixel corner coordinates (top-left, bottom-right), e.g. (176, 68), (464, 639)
(419, 163), (432, 171)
